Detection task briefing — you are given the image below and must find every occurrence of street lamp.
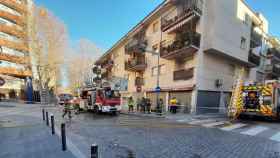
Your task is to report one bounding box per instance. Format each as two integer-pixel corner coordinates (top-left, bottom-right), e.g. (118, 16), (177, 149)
(138, 43), (162, 115)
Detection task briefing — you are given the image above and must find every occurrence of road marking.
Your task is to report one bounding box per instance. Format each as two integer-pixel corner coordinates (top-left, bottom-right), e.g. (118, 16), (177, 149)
(202, 121), (227, 128)
(270, 132), (280, 142)
(177, 118), (196, 123)
(189, 119), (215, 125)
(240, 126), (269, 136)
(220, 123), (247, 131)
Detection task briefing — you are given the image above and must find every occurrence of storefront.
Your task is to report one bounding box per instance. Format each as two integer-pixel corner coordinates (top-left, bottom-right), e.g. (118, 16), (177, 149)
(146, 89), (193, 113)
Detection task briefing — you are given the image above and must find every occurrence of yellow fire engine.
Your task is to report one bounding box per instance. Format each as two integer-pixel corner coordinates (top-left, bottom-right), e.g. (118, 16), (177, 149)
(228, 70), (280, 120)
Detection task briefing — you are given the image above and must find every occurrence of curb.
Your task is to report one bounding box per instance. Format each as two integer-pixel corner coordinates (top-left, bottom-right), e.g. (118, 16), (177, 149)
(120, 112), (166, 118)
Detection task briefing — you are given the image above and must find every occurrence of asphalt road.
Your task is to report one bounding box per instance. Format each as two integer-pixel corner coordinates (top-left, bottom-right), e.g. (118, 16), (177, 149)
(1, 102), (280, 158)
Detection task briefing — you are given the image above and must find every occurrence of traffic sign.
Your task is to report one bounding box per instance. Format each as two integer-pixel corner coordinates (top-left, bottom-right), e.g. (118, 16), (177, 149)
(155, 86), (161, 92)
(0, 77), (5, 86)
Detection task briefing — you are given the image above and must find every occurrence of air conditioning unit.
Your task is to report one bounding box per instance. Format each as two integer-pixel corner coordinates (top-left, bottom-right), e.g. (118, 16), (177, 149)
(215, 79), (223, 88)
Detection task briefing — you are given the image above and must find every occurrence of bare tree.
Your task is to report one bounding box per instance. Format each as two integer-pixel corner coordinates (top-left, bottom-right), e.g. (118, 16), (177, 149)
(29, 6), (70, 101)
(66, 39), (103, 94)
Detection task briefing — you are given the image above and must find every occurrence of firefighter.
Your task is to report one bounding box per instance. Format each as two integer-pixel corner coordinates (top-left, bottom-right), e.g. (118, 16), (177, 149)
(128, 97), (134, 112)
(169, 97), (178, 114)
(62, 103), (72, 119)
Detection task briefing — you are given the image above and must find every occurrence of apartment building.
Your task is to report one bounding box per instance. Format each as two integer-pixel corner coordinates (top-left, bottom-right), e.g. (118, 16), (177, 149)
(0, 0), (33, 99)
(95, 0), (279, 114)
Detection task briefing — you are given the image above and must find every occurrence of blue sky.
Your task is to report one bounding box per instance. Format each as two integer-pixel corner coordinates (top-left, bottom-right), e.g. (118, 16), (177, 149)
(35, 0), (279, 51)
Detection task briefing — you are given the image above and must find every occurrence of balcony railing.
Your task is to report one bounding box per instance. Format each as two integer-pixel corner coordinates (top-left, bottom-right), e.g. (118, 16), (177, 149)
(125, 39), (147, 54)
(101, 60), (114, 70)
(173, 68), (194, 81)
(125, 58), (147, 71)
(0, 24), (25, 39)
(101, 71), (110, 79)
(267, 48), (280, 60)
(161, 0), (202, 32)
(0, 67), (31, 78)
(0, 10), (25, 26)
(250, 30), (262, 49)
(0, 39), (29, 52)
(265, 65), (280, 77)
(160, 32), (200, 60)
(0, 0), (27, 14)
(135, 77), (144, 86)
(248, 51), (261, 66)
(0, 53), (27, 64)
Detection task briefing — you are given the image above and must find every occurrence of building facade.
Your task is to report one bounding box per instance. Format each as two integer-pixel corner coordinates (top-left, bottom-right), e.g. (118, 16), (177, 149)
(95, 0), (279, 114)
(0, 0), (33, 99)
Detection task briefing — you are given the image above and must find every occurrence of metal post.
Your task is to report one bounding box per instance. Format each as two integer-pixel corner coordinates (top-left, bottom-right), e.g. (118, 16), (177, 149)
(91, 144), (98, 158)
(42, 109), (45, 121)
(51, 114), (55, 135)
(61, 123), (67, 151)
(46, 111), (49, 126)
(156, 23), (163, 115)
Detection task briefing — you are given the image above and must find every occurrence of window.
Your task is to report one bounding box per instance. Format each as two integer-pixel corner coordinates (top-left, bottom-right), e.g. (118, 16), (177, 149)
(244, 13), (250, 25)
(241, 37), (247, 49)
(152, 21), (159, 33)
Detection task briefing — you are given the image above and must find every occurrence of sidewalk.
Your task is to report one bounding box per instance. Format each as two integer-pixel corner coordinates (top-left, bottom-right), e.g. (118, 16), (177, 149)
(0, 115), (76, 158)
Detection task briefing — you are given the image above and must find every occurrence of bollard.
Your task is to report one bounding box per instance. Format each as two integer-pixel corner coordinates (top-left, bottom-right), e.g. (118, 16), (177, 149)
(91, 144), (98, 158)
(42, 109), (45, 121)
(51, 115), (55, 135)
(61, 123), (67, 151)
(46, 111), (49, 126)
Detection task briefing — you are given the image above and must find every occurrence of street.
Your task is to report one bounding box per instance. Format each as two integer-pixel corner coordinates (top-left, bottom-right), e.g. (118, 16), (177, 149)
(1, 102), (280, 158)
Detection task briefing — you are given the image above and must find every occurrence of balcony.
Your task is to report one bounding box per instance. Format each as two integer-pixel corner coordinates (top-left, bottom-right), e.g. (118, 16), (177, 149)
(125, 39), (147, 54)
(101, 71), (111, 80)
(265, 65), (280, 77)
(101, 60), (114, 70)
(0, 39), (29, 52)
(0, 53), (27, 64)
(0, 67), (32, 78)
(0, 10), (25, 26)
(135, 77), (144, 86)
(0, 0), (27, 14)
(248, 51), (261, 66)
(160, 32), (200, 60)
(125, 58), (147, 72)
(250, 30), (262, 49)
(173, 67), (194, 81)
(0, 24), (25, 39)
(161, 0), (202, 33)
(267, 48), (280, 60)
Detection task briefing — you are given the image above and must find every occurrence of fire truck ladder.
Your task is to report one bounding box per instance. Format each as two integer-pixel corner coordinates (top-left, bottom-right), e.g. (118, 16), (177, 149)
(228, 68), (245, 120)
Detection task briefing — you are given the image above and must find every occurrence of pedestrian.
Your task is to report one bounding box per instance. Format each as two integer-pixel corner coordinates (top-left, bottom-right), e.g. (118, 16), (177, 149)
(136, 98), (141, 112)
(169, 97), (178, 114)
(128, 97), (134, 113)
(146, 98), (151, 114)
(141, 97), (146, 113)
(159, 98), (164, 113)
(62, 103), (72, 119)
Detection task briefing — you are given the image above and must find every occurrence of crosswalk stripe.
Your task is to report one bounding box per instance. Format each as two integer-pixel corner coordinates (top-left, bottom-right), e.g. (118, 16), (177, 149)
(177, 118), (196, 123)
(270, 132), (280, 142)
(202, 121), (227, 128)
(240, 126), (268, 136)
(220, 123), (247, 131)
(189, 119), (215, 125)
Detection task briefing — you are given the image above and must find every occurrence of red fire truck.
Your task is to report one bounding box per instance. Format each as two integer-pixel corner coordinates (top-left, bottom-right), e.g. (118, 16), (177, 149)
(81, 86), (121, 115)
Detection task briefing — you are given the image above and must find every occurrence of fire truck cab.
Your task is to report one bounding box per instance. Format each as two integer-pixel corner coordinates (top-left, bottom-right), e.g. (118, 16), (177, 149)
(81, 86), (121, 115)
